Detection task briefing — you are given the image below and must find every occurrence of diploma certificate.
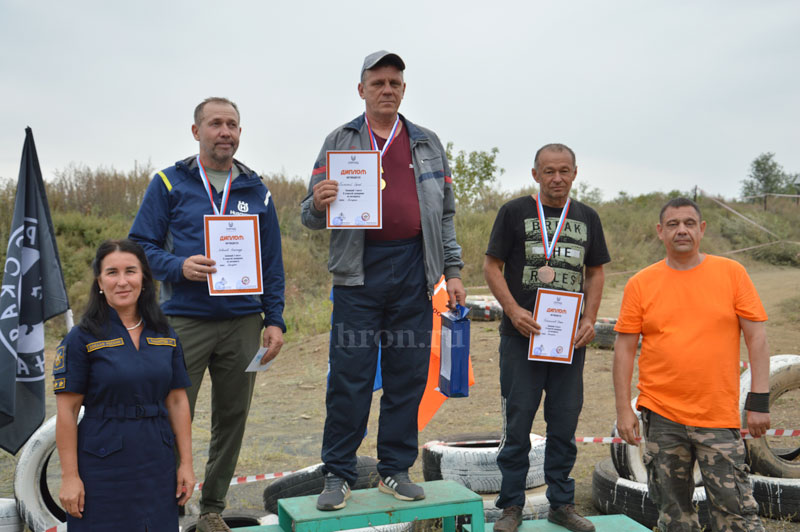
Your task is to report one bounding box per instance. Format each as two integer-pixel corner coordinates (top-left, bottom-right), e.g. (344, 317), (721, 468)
(528, 288), (583, 364)
(326, 151), (382, 229)
(204, 215), (263, 296)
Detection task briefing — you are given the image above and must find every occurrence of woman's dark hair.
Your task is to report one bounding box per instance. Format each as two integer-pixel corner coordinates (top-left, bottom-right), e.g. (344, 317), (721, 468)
(79, 239), (170, 338)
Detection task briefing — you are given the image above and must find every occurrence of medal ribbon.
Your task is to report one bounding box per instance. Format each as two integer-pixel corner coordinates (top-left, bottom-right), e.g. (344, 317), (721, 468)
(364, 113), (401, 169)
(536, 195), (571, 262)
(197, 155), (232, 215)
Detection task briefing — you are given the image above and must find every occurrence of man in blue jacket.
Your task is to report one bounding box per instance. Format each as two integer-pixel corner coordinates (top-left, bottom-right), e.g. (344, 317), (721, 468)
(130, 97), (285, 532)
(301, 51), (465, 511)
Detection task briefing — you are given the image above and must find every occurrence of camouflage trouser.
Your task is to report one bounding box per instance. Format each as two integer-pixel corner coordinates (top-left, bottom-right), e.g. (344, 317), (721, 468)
(641, 409), (763, 532)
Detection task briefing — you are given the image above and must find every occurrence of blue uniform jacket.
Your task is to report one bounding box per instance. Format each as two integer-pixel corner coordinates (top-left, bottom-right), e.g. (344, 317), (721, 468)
(129, 156), (286, 331)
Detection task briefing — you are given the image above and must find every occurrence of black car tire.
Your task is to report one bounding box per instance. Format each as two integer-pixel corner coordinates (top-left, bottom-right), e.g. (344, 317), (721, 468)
(740, 354), (800, 478)
(262, 456), (379, 514)
(592, 458), (710, 529)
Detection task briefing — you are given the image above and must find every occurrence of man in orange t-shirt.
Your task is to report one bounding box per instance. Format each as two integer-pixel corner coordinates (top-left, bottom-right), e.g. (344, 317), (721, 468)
(613, 197), (770, 532)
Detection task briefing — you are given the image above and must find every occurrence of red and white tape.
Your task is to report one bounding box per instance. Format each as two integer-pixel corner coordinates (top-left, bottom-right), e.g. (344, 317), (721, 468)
(195, 469), (299, 491)
(752, 428), (800, 438)
(427, 429), (800, 448)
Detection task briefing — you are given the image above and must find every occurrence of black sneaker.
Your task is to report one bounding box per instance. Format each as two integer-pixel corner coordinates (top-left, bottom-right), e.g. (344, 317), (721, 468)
(547, 504), (595, 532)
(316, 473), (350, 511)
(378, 471), (425, 501)
(494, 506), (522, 532)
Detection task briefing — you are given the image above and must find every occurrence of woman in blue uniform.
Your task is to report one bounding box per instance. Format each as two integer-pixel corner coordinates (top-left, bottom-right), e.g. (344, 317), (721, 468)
(54, 239), (194, 531)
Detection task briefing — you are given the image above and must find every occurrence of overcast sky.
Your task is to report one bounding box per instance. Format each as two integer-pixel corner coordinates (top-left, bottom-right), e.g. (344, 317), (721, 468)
(1, 0), (798, 201)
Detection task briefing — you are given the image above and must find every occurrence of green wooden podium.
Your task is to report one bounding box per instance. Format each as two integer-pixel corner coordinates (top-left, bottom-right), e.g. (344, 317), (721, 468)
(463, 514), (650, 531)
(237, 479), (485, 531)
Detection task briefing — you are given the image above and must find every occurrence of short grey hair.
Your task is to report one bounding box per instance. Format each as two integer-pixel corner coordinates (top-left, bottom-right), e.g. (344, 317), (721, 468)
(533, 143), (576, 170)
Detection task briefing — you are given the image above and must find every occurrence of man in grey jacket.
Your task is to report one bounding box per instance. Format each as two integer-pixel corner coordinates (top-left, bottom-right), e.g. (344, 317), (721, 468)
(301, 50), (465, 511)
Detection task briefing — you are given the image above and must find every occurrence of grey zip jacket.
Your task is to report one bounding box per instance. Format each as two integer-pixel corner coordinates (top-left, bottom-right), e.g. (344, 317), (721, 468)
(301, 113), (463, 293)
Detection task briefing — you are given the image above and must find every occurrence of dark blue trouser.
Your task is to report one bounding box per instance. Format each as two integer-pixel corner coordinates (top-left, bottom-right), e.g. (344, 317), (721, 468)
(496, 334), (585, 509)
(322, 237), (433, 485)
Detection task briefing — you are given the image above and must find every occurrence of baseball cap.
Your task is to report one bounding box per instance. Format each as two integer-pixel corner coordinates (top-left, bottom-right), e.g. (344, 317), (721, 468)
(360, 51), (405, 78)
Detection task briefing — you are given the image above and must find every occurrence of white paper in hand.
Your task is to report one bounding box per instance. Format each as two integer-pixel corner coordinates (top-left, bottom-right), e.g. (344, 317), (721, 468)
(245, 347), (274, 372)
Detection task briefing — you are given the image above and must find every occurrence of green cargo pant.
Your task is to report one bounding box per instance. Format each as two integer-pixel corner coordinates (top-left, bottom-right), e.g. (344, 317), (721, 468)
(170, 314), (262, 514)
(641, 408), (763, 532)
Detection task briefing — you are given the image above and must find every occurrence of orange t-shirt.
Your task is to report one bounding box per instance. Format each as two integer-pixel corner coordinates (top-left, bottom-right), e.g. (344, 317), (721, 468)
(614, 255), (767, 428)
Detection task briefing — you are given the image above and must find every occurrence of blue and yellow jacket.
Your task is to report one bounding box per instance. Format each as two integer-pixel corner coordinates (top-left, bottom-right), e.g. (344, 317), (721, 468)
(129, 156), (286, 331)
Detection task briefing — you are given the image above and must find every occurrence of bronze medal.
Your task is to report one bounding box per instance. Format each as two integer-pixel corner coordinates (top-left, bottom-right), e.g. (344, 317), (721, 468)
(535, 194), (571, 287)
(537, 265), (555, 284)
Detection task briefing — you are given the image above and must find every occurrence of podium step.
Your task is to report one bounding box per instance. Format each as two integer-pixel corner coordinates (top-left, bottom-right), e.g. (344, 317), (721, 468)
(464, 514), (649, 531)
(273, 479), (485, 532)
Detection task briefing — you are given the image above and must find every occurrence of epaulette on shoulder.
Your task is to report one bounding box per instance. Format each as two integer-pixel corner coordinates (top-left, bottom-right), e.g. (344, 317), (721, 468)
(146, 337), (177, 347)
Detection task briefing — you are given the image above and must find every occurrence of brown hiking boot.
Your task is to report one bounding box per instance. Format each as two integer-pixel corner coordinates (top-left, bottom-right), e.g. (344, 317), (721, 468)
(547, 505), (595, 532)
(196, 512), (232, 532)
(494, 505), (523, 532)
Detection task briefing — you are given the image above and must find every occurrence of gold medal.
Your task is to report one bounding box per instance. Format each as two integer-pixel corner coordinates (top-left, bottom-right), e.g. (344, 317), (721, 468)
(381, 178), (387, 190)
(537, 265), (555, 284)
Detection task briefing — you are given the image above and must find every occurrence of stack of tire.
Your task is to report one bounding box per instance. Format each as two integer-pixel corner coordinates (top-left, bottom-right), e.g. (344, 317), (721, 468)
(591, 318), (616, 349)
(421, 434), (548, 523)
(0, 499), (24, 532)
(592, 354), (800, 527)
(12, 414), (71, 532)
(738, 355), (800, 521)
(464, 296), (503, 322)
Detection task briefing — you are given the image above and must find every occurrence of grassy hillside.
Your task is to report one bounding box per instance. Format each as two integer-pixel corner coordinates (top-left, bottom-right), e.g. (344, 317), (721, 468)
(1, 168), (798, 342)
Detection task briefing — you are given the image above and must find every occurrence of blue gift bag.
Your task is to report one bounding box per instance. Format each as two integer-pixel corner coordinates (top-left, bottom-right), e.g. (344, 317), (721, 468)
(439, 304), (471, 397)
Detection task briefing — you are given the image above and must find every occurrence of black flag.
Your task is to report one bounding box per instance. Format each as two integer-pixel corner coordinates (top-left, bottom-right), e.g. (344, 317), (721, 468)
(0, 128), (69, 454)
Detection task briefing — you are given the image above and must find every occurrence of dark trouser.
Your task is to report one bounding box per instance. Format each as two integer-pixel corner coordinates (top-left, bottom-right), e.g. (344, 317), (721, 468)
(496, 334), (585, 509)
(322, 237), (432, 485)
(169, 313), (262, 515)
(641, 409), (763, 532)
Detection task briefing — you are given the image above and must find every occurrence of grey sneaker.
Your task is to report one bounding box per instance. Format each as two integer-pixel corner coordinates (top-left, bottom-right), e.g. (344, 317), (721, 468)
(196, 512), (232, 532)
(547, 504), (595, 532)
(316, 473), (351, 511)
(378, 471), (425, 501)
(494, 505), (522, 532)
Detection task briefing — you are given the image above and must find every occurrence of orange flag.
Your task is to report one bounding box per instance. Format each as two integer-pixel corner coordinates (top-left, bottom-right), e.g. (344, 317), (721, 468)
(417, 276), (475, 430)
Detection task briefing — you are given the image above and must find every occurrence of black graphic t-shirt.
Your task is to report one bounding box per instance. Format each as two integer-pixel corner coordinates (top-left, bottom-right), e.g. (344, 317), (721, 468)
(486, 195), (611, 337)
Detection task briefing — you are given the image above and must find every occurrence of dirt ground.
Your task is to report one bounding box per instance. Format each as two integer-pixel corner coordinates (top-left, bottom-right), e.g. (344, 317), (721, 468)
(2, 263), (799, 530)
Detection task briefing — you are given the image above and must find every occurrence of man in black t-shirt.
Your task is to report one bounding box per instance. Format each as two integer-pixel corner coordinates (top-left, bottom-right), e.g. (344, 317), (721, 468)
(484, 144), (610, 532)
